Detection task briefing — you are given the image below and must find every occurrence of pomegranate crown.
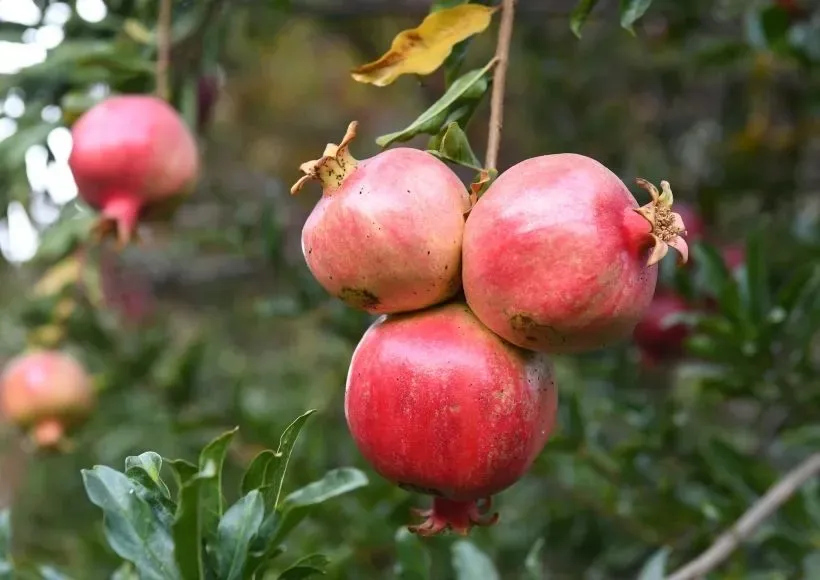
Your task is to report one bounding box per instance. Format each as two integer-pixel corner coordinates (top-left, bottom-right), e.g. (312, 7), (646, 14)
(290, 121), (360, 195)
(633, 178), (689, 267)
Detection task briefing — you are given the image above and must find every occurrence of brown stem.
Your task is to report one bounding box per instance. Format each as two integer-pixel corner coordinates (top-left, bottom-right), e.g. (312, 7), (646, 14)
(484, 0), (516, 171)
(156, 0), (173, 101)
(667, 453), (820, 580)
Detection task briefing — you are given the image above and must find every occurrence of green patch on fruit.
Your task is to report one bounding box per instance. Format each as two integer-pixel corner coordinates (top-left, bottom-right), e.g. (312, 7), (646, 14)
(339, 287), (380, 310)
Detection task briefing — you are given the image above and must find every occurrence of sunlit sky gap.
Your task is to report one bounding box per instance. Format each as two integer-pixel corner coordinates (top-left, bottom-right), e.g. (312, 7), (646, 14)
(0, 0), (108, 263)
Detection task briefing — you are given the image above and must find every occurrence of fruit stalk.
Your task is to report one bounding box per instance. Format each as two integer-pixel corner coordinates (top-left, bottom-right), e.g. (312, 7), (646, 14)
(485, 0), (516, 171)
(155, 0), (173, 101)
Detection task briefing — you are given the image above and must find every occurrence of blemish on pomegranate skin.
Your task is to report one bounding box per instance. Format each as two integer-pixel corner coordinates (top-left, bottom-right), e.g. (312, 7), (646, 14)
(339, 287), (380, 310)
(509, 314), (566, 344)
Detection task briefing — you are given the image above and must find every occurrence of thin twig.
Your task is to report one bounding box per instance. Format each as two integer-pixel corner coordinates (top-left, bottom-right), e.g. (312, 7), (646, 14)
(484, 0), (516, 171)
(667, 453), (820, 580)
(155, 0), (173, 101)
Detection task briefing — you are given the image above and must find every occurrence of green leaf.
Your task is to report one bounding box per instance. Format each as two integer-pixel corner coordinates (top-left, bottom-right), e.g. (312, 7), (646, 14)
(636, 547), (670, 580)
(738, 232), (769, 324)
(570, 0), (601, 38)
(277, 554), (329, 580)
(620, 0), (654, 33)
(0, 510), (12, 578)
(272, 468), (369, 545)
(33, 208), (96, 264)
(427, 122), (482, 170)
(197, 428), (238, 536)
(451, 541), (499, 580)
(692, 243), (744, 328)
(81, 466), (180, 580)
(214, 490), (265, 580)
(171, 463), (218, 580)
(124, 467), (176, 531)
(376, 60), (496, 148)
(166, 459), (199, 491)
(125, 452), (170, 497)
(265, 410), (317, 509)
(241, 450), (276, 496)
(110, 562), (139, 580)
(394, 527), (431, 580)
(36, 566), (73, 580)
(523, 538), (545, 579)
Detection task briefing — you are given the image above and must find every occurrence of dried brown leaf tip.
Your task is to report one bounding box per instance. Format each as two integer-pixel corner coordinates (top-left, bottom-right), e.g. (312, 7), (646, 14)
(291, 121), (360, 195)
(634, 178), (689, 267)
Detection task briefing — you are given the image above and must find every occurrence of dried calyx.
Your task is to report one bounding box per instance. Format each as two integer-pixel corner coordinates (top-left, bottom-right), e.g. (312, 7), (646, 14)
(633, 178), (689, 267)
(291, 121), (360, 195)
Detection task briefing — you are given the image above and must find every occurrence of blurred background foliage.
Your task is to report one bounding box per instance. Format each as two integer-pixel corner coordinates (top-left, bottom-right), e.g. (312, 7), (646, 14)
(1, 0), (820, 578)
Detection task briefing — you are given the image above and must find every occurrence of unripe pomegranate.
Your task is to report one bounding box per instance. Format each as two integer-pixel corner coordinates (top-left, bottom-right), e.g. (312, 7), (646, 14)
(0, 350), (95, 448)
(633, 291), (692, 363)
(291, 121), (470, 314)
(462, 155), (689, 354)
(345, 302), (558, 536)
(68, 95), (200, 245)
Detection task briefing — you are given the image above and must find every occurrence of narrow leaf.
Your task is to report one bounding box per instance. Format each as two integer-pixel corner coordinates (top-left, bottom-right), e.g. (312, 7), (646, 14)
(0, 510), (11, 578)
(214, 490), (265, 580)
(739, 232), (769, 323)
(36, 567), (73, 580)
(171, 464), (217, 580)
(197, 428), (238, 537)
(376, 60), (496, 148)
(351, 4), (498, 86)
(451, 541), (499, 580)
(427, 122), (482, 170)
(637, 547), (670, 580)
(272, 468), (369, 545)
(82, 467), (180, 580)
(265, 410), (317, 509)
(394, 528), (431, 580)
(620, 0), (655, 33)
(277, 554), (329, 580)
(523, 538), (546, 579)
(570, 0), (601, 38)
(166, 459), (199, 492)
(241, 450), (276, 496)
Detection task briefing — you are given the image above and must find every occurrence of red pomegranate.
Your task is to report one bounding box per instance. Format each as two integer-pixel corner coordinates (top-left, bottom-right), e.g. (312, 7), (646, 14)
(462, 154), (689, 354)
(0, 350), (95, 448)
(68, 95), (200, 245)
(291, 121), (470, 314)
(344, 302), (558, 536)
(633, 291), (692, 363)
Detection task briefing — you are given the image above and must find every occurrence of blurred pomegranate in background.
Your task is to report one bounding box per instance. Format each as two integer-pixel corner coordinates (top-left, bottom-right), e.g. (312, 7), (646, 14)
(0, 350), (95, 448)
(633, 291), (693, 365)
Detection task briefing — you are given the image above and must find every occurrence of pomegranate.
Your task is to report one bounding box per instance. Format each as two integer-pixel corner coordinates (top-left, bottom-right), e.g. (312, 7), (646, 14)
(291, 121), (470, 314)
(633, 291), (692, 363)
(344, 302), (558, 536)
(99, 248), (156, 325)
(0, 350), (95, 448)
(721, 244), (745, 273)
(68, 95), (200, 245)
(462, 154), (689, 354)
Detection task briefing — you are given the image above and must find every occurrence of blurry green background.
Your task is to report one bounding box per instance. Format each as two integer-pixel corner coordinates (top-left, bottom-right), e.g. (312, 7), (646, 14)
(1, 0), (820, 578)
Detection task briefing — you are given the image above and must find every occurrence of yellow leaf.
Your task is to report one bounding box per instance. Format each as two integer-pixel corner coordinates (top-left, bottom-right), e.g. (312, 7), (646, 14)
(33, 255), (83, 297)
(351, 4), (499, 87)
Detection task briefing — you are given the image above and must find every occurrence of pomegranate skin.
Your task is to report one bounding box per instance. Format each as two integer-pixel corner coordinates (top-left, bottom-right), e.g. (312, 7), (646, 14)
(345, 302), (558, 534)
(633, 292), (692, 362)
(68, 95), (199, 244)
(293, 122), (469, 314)
(462, 154), (686, 354)
(0, 350), (94, 447)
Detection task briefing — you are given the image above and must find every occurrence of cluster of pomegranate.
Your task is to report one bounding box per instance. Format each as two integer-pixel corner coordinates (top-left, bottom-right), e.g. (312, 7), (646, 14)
(291, 121), (691, 535)
(0, 95), (200, 446)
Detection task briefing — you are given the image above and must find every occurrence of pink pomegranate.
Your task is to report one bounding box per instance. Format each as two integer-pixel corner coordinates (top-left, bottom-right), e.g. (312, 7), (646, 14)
(721, 244), (745, 273)
(68, 95), (200, 245)
(344, 302), (558, 535)
(291, 121), (470, 314)
(633, 291), (692, 363)
(462, 154), (689, 354)
(0, 350), (95, 448)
